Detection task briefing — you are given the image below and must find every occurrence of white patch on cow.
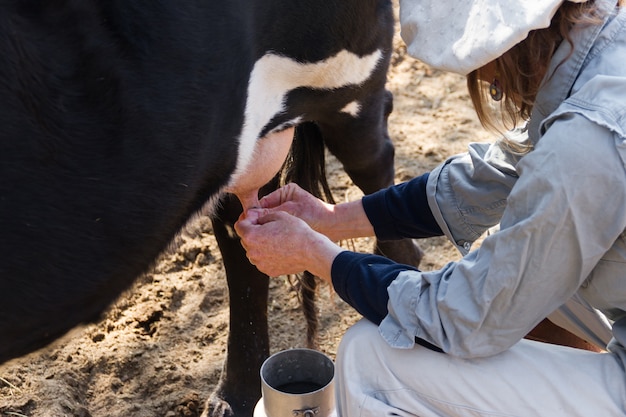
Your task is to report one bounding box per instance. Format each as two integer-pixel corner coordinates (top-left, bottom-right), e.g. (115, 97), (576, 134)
(228, 49), (383, 188)
(268, 117), (303, 135)
(340, 100), (361, 117)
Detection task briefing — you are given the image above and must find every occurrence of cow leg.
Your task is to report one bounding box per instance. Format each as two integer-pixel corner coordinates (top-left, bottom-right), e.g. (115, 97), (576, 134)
(203, 194), (269, 417)
(526, 318), (604, 352)
(321, 90), (423, 267)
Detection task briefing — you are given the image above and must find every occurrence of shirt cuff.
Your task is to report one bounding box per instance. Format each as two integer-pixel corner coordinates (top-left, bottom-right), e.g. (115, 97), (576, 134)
(331, 251), (419, 325)
(362, 173), (443, 241)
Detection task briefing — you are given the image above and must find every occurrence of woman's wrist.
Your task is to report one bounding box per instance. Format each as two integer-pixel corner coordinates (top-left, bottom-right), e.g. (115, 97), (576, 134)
(323, 200), (375, 242)
(303, 233), (344, 283)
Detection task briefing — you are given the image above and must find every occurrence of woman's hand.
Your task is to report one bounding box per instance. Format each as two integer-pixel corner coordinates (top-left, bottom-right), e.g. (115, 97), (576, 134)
(235, 208), (343, 282)
(259, 183), (333, 236)
(259, 183), (375, 242)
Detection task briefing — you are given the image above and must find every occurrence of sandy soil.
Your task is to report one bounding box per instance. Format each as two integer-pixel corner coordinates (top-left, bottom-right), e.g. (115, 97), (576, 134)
(0, 4), (493, 417)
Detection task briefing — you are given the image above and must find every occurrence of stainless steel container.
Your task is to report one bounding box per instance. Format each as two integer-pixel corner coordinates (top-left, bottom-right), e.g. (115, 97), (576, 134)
(254, 348), (335, 417)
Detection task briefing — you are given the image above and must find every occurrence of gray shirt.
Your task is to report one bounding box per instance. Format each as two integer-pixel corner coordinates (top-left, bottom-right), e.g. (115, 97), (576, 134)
(380, 0), (626, 361)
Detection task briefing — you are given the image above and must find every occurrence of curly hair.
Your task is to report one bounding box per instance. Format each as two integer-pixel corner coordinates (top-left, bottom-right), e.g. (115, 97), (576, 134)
(466, 0), (611, 136)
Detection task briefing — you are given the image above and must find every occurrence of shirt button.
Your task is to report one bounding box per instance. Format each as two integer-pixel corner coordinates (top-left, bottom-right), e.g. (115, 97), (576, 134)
(463, 242), (471, 251)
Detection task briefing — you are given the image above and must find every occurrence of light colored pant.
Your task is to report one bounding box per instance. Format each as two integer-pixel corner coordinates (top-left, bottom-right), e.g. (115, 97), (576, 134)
(335, 319), (626, 417)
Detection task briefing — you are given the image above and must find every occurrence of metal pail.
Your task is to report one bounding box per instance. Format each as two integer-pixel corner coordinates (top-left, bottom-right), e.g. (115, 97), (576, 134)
(254, 348), (335, 417)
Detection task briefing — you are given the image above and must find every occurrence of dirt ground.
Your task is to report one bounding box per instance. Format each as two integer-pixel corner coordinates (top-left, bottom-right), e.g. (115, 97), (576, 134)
(0, 4), (494, 417)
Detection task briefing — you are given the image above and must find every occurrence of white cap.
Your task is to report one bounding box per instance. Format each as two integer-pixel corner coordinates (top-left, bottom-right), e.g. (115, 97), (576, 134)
(400, 0), (589, 75)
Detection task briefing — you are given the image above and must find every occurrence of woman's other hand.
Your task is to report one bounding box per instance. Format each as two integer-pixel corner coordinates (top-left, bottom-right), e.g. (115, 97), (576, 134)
(235, 208), (343, 282)
(260, 183), (375, 242)
(259, 183), (333, 236)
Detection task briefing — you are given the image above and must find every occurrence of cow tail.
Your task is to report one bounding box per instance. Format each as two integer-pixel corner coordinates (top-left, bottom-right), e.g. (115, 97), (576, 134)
(282, 122), (336, 205)
(281, 122), (335, 349)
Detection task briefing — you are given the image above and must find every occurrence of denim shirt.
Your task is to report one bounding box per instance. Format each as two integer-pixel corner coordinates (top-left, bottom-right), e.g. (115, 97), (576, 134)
(380, 0), (626, 359)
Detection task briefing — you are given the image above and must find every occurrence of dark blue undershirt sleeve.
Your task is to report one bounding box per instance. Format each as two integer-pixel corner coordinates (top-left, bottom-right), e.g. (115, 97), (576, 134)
(362, 172), (443, 241)
(331, 251), (444, 353)
(331, 251), (419, 325)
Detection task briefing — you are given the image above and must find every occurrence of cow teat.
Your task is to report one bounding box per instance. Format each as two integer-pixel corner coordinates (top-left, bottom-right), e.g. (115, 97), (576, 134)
(236, 191), (262, 212)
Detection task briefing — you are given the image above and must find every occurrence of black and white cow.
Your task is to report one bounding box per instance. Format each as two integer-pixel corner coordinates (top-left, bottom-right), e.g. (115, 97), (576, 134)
(0, 1), (422, 416)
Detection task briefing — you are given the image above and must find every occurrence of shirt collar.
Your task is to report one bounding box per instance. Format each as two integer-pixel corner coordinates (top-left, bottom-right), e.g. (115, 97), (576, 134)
(528, 0), (616, 144)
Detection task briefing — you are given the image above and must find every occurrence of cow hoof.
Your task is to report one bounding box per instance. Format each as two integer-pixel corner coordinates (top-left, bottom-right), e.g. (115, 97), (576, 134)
(202, 390), (258, 417)
(201, 393), (234, 417)
(375, 239), (424, 268)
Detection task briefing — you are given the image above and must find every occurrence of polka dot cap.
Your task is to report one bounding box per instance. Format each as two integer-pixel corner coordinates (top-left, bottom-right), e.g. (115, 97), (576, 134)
(400, 0), (589, 75)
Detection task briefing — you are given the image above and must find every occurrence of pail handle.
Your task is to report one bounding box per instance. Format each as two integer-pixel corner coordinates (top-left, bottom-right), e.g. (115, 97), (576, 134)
(292, 407), (320, 417)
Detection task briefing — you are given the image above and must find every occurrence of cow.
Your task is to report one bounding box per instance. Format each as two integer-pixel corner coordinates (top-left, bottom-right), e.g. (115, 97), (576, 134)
(0, 1), (422, 416)
(0, 2), (598, 417)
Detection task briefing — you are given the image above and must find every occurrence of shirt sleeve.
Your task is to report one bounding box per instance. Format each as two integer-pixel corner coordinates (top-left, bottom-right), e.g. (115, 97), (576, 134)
(331, 251), (444, 352)
(361, 127), (527, 247)
(427, 127), (526, 254)
(379, 115), (626, 357)
(331, 251), (419, 325)
(361, 173), (443, 240)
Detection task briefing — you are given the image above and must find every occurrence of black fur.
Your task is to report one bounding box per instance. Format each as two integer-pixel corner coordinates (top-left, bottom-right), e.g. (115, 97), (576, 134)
(0, 2), (422, 416)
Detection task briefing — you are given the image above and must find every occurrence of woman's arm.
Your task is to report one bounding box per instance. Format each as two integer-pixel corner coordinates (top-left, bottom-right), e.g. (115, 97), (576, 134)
(258, 182), (376, 242)
(378, 116), (626, 357)
(362, 172), (443, 240)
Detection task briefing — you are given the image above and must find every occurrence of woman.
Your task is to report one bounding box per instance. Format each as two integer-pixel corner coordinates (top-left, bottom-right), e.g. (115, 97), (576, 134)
(236, 0), (626, 415)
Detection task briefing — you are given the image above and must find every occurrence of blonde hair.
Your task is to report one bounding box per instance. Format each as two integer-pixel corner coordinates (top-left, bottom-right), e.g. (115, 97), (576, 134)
(467, 0), (608, 136)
